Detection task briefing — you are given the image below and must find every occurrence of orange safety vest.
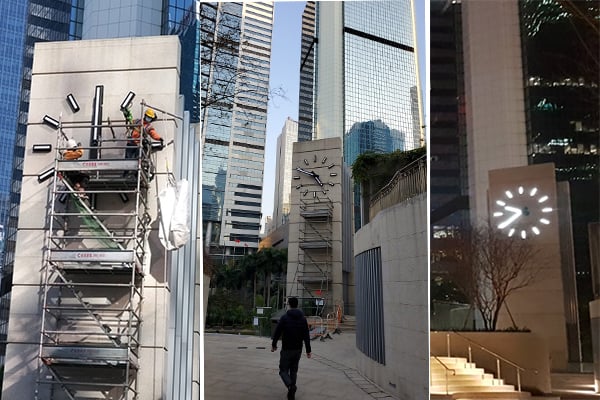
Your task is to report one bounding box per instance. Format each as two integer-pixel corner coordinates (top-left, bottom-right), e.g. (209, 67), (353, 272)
(62, 148), (83, 160)
(129, 119), (161, 144)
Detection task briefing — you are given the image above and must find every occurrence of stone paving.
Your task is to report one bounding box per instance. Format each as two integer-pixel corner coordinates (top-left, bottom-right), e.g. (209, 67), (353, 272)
(204, 332), (396, 400)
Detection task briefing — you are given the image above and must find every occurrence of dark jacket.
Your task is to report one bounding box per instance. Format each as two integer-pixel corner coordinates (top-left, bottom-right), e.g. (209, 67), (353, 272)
(271, 308), (311, 353)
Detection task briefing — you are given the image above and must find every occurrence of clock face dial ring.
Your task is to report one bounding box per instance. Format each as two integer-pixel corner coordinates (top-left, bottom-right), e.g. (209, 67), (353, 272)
(492, 186), (552, 239)
(293, 153), (336, 200)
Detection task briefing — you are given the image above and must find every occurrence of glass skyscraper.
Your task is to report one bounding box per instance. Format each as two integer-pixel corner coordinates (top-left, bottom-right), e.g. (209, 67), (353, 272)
(311, 1), (422, 230)
(201, 2), (274, 261)
(313, 1), (421, 155)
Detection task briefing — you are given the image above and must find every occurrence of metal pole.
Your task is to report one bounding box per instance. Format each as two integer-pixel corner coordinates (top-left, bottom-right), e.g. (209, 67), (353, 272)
(496, 358), (501, 380)
(446, 333), (450, 357)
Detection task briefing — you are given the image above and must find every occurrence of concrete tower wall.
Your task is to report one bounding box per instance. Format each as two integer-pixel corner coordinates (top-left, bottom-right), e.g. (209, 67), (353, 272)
(2, 36), (180, 399)
(462, 0), (528, 224)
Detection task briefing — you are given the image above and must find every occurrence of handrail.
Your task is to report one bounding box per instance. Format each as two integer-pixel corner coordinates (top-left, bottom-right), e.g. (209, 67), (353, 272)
(370, 155), (426, 204)
(447, 331), (539, 391)
(430, 354), (456, 395)
(451, 331), (535, 373)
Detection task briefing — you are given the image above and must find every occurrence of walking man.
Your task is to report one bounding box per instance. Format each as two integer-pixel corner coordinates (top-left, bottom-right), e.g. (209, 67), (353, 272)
(271, 297), (312, 400)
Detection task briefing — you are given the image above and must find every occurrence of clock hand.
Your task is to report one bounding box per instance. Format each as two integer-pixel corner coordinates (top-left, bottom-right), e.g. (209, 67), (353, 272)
(295, 167), (315, 176)
(313, 174), (323, 186)
(504, 206), (522, 213)
(498, 206), (522, 229)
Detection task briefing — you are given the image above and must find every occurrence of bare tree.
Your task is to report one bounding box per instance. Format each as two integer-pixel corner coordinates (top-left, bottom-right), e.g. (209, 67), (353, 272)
(200, 8), (286, 114)
(450, 223), (541, 331)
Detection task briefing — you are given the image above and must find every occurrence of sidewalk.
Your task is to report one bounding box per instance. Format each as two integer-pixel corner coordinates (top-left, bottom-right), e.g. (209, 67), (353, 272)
(204, 332), (396, 400)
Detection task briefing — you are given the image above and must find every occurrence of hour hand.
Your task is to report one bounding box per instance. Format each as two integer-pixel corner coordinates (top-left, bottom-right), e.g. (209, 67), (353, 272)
(295, 167), (314, 176)
(313, 175), (323, 186)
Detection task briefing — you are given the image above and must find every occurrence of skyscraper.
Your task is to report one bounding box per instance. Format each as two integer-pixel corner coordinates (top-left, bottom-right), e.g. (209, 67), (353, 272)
(314, 1), (422, 152)
(272, 117), (298, 230)
(520, 0), (599, 359)
(201, 2), (274, 261)
(297, 1), (315, 142)
(429, 0), (469, 231)
(310, 1), (422, 230)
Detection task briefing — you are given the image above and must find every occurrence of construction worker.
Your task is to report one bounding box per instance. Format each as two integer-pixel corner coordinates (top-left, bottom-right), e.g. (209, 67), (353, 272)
(62, 138), (83, 160)
(123, 107), (164, 159)
(62, 139), (89, 200)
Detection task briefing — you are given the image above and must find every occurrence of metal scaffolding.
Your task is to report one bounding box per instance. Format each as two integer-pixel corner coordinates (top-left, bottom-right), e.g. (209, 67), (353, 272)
(293, 199), (333, 316)
(37, 114), (154, 399)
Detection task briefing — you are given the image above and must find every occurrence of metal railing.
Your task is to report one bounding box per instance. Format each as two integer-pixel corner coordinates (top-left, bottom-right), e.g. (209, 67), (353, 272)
(445, 331), (538, 392)
(430, 355), (456, 395)
(368, 155), (426, 221)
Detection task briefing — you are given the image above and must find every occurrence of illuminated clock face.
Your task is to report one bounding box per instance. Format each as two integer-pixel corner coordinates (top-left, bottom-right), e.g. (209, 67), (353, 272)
(492, 186), (553, 239)
(293, 153), (337, 201)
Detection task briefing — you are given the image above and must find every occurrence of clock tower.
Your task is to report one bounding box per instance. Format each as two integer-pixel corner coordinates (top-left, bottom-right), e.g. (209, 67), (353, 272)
(488, 163), (578, 370)
(286, 137), (347, 316)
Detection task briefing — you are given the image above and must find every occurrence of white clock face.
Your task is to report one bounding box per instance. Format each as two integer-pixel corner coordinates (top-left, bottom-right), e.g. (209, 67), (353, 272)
(492, 186), (553, 239)
(293, 153), (337, 201)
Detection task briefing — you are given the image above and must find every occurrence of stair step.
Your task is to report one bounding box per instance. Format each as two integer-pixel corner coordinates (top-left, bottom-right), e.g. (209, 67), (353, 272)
(433, 356), (469, 364)
(431, 373), (495, 382)
(431, 377), (504, 386)
(453, 392), (532, 399)
(429, 362), (477, 371)
(431, 385), (515, 393)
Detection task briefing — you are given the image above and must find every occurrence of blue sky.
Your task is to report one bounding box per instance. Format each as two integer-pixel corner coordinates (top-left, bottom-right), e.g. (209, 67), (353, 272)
(261, 1), (427, 229)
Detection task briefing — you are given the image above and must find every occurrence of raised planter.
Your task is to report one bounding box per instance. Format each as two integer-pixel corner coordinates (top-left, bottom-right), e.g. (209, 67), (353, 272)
(431, 331), (552, 394)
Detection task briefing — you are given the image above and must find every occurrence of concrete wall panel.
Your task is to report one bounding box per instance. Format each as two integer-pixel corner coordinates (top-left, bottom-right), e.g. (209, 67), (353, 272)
(354, 193), (428, 399)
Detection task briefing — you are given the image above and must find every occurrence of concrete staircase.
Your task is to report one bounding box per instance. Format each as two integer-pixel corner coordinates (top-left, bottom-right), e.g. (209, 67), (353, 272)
(430, 356), (532, 400)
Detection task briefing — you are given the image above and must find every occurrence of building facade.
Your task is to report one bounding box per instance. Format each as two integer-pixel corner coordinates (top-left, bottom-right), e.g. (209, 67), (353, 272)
(297, 1), (316, 142)
(271, 117), (298, 231)
(314, 1), (422, 152)
(520, 0), (599, 359)
(201, 2), (274, 261)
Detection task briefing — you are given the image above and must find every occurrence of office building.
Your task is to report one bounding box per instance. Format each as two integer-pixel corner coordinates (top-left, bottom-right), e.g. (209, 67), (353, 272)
(297, 1), (316, 142)
(311, 1), (422, 231)
(520, 0), (599, 358)
(430, 0), (469, 232)
(272, 117), (298, 230)
(314, 1), (422, 150)
(201, 2), (274, 261)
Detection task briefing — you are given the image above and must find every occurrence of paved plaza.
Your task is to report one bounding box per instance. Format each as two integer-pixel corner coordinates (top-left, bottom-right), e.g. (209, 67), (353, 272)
(204, 332), (396, 400)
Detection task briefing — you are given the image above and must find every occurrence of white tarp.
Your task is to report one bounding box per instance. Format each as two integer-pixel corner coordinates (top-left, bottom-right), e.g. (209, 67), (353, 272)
(158, 179), (190, 250)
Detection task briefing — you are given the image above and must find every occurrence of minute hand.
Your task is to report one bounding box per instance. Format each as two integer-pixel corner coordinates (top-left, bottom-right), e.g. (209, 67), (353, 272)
(498, 206), (522, 229)
(295, 167), (315, 176)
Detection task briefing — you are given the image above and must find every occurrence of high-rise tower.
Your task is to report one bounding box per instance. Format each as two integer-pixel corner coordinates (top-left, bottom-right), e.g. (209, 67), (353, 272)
(314, 1), (422, 153)
(272, 117), (298, 230)
(201, 2), (274, 261)
(297, 1), (316, 142)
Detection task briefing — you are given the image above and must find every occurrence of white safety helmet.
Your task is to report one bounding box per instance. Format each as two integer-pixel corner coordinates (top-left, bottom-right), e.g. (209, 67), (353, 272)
(67, 139), (78, 149)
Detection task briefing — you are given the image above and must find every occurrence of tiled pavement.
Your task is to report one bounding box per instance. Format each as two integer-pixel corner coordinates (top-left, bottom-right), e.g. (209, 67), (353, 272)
(204, 332), (396, 400)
